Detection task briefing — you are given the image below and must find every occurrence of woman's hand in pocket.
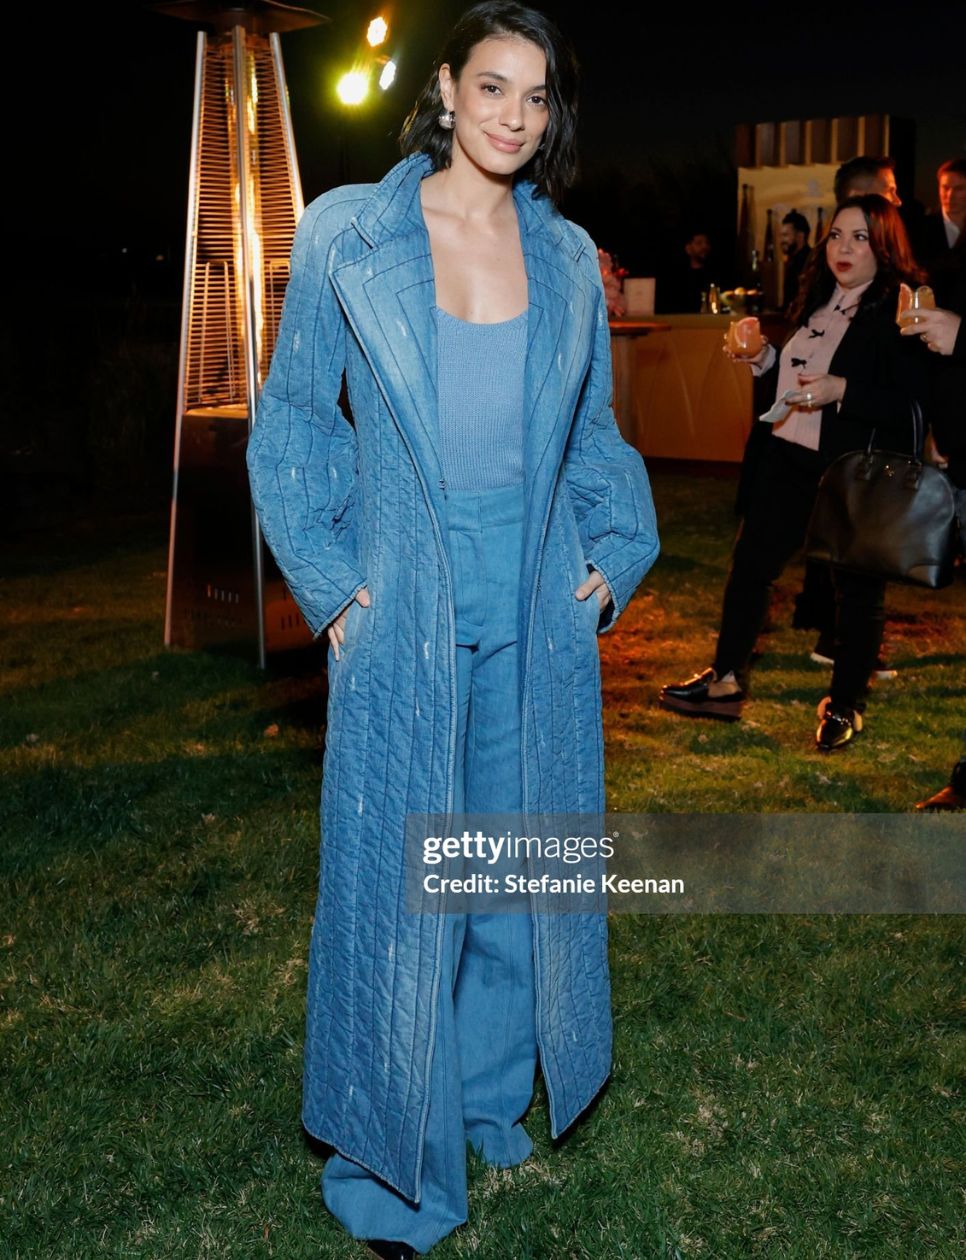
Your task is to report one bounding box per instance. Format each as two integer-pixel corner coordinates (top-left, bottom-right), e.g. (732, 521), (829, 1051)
(575, 568), (612, 612)
(327, 588), (370, 660)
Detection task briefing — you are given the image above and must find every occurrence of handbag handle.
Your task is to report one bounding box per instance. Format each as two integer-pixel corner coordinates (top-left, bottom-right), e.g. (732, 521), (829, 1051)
(865, 397), (924, 461)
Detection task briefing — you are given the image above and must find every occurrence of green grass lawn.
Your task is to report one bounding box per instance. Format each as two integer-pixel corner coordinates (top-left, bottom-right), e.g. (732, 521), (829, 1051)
(1, 473), (963, 1259)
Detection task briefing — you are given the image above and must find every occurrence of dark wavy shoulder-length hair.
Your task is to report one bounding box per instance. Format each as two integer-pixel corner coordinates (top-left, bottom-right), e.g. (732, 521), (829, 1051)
(789, 193), (925, 325)
(398, 1), (579, 204)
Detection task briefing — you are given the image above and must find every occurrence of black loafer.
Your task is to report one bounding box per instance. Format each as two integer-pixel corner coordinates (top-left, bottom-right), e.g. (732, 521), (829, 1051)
(659, 667), (744, 721)
(815, 700), (863, 751)
(366, 1242), (416, 1260)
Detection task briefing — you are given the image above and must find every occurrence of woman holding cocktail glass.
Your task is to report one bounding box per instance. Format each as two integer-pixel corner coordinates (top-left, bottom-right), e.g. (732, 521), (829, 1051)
(659, 195), (930, 750)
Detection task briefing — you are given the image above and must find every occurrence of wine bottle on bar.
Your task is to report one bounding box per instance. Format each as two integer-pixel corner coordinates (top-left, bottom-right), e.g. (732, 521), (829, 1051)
(737, 183), (752, 280)
(748, 248), (762, 315)
(762, 208), (777, 311)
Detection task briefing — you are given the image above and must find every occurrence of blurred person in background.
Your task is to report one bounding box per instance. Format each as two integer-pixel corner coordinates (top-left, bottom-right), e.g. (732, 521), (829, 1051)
(598, 247), (626, 317)
(658, 228), (714, 313)
(903, 258), (966, 809)
(781, 210), (812, 318)
(834, 155), (902, 207)
(659, 195), (929, 750)
(915, 158), (966, 306)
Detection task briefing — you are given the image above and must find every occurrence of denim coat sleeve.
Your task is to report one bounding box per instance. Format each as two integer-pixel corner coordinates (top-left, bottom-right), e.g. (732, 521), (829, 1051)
(563, 232), (660, 632)
(246, 193), (368, 639)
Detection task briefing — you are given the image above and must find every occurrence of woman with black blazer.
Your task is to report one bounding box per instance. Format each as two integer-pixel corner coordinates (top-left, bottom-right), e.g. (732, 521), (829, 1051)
(660, 195), (930, 749)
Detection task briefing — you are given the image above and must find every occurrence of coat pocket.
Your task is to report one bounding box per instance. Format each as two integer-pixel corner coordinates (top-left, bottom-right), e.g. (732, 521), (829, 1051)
(341, 596), (372, 655)
(581, 584), (604, 639)
(327, 598), (358, 666)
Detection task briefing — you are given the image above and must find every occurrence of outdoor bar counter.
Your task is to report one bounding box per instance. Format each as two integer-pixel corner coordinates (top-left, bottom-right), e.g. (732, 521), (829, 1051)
(609, 313), (759, 463)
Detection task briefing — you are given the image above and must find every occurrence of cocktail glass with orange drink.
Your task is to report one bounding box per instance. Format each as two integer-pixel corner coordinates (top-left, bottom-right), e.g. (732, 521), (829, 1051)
(725, 316), (764, 358)
(896, 283), (936, 327)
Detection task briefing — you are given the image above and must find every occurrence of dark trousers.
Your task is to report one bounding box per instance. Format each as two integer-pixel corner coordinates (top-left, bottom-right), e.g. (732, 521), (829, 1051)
(713, 435), (886, 713)
(792, 560), (836, 636)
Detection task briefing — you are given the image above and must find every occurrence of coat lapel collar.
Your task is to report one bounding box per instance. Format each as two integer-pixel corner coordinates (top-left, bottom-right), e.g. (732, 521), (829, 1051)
(331, 231), (445, 506)
(329, 154), (596, 522)
(520, 229), (596, 484)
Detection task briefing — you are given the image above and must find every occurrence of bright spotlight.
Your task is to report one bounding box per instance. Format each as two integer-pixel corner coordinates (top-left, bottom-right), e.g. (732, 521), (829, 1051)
(367, 17), (388, 47)
(379, 59), (396, 90)
(337, 71), (369, 106)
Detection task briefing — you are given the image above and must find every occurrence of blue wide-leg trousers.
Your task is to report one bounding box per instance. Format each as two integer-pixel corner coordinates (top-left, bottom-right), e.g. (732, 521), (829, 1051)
(322, 482), (538, 1253)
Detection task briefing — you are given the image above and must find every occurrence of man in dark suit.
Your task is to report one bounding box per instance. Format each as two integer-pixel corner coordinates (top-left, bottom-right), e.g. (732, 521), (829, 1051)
(657, 229), (714, 313)
(915, 158), (966, 305)
(906, 261), (966, 809)
(781, 210), (811, 316)
(834, 155), (902, 207)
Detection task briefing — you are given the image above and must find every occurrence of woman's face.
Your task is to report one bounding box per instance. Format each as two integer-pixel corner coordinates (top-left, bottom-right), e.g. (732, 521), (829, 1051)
(825, 207), (878, 289)
(439, 36), (550, 177)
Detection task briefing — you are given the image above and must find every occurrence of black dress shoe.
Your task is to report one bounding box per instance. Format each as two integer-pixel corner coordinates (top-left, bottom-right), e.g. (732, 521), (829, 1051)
(366, 1242), (416, 1260)
(815, 700), (863, 751)
(915, 784), (966, 811)
(659, 667), (744, 721)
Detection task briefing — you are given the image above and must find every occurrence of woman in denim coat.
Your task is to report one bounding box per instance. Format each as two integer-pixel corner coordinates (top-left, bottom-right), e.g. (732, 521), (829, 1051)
(247, 4), (659, 1254)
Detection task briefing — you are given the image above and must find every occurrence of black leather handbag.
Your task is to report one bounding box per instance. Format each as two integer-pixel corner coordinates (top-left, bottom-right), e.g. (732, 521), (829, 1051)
(805, 402), (959, 589)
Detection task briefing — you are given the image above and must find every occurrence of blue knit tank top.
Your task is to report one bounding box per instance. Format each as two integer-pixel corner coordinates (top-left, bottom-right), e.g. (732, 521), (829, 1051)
(434, 305), (527, 491)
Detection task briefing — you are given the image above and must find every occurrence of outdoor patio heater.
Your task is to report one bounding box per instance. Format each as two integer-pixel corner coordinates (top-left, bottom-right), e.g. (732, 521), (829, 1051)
(158, 0), (327, 667)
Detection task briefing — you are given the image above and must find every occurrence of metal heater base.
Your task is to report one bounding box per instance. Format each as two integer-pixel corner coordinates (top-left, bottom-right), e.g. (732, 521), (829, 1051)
(166, 407), (313, 654)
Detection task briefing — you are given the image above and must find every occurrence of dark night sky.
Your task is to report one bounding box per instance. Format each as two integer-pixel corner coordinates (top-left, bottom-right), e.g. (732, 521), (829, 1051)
(3, 0), (963, 514)
(20, 1), (966, 284)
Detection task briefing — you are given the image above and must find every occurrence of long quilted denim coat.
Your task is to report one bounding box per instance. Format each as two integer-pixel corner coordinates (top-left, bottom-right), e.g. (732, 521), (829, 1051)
(246, 152), (660, 1202)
